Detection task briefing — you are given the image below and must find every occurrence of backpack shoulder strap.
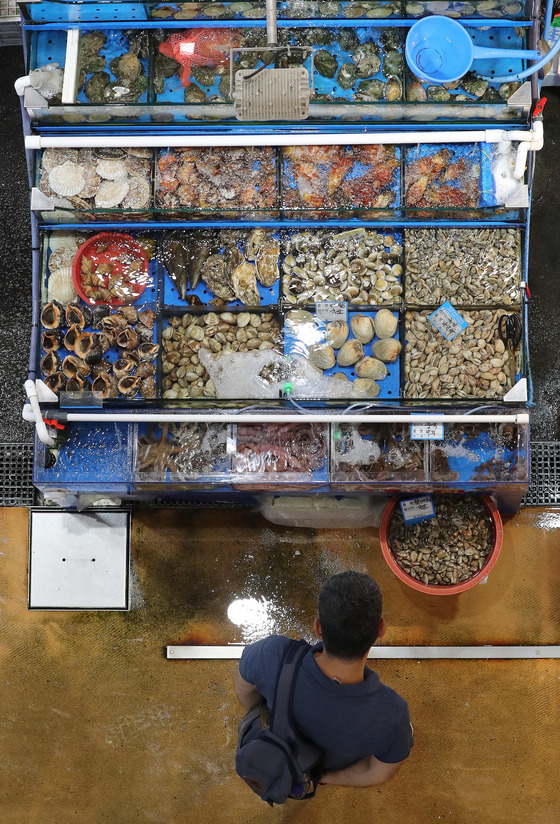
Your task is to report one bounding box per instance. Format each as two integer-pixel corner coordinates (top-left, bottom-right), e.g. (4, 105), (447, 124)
(270, 639), (311, 741)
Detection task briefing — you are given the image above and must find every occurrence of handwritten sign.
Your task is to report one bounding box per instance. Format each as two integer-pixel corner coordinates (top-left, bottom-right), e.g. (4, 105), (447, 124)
(428, 301), (468, 341)
(316, 301), (348, 323)
(400, 495), (436, 525)
(411, 414), (444, 440)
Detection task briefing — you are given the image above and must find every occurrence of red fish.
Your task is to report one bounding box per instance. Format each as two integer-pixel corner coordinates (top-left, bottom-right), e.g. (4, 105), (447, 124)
(159, 28), (241, 86)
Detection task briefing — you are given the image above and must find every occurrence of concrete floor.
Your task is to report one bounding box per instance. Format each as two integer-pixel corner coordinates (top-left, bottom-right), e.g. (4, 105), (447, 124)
(1, 506), (559, 824)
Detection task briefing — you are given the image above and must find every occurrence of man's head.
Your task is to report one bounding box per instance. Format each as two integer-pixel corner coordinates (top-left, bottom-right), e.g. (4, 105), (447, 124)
(317, 571), (383, 662)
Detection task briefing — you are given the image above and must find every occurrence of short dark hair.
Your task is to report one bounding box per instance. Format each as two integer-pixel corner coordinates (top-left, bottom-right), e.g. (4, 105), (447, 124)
(318, 572), (383, 661)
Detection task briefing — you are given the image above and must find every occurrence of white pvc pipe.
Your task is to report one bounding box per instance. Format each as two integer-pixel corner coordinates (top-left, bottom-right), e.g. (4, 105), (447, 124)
(14, 75), (31, 97)
(61, 28), (80, 105)
(167, 645), (560, 660)
(25, 129), (510, 150)
(53, 412), (529, 425)
(24, 380), (56, 447)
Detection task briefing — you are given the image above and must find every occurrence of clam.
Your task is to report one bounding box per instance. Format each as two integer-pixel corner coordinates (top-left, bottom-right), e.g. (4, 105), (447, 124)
(116, 327), (140, 351)
(325, 320), (349, 349)
(337, 339), (364, 366)
(41, 351), (61, 376)
(117, 375), (141, 397)
(353, 378), (381, 397)
(371, 339), (402, 362)
(62, 355), (91, 378)
(374, 309), (398, 340)
(286, 309), (314, 327)
(41, 330), (63, 352)
(332, 372), (351, 381)
(350, 314), (374, 344)
(92, 373), (119, 399)
(44, 371), (67, 393)
(41, 301), (64, 330)
(355, 356), (388, 380)
(308, 343), (336, 370)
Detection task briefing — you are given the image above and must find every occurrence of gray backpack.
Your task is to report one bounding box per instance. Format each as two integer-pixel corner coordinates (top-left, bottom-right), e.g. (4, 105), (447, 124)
(235, 639), (324, 806)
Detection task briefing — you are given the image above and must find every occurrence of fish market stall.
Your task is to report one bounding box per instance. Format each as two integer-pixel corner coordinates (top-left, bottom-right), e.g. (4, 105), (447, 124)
(16, 0), (543, 516)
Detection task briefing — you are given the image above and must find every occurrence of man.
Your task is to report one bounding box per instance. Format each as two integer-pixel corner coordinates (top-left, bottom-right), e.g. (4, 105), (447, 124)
(234, 571), (413, 787)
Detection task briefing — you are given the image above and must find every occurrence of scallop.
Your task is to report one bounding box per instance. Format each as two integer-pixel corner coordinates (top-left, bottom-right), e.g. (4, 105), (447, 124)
(353, 378), (380, 397)
(308, 343), (336, 370)
(371, 339), (402, 362)
(374, 309), (398, 340)
(48, 161), (85, 198)
(350, 314), (374, 344)
(96, 158), (128, 180)
(47, 266), (78, 304)
(325, 320), (349, 349)
(355, 356), (388, 380)
(121, 176), (150, 210)
(337, 339), (364, 367)
(95, 179), (130, 209)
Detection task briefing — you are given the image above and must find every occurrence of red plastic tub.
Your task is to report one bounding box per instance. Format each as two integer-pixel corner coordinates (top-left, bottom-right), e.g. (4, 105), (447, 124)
(72, 231), (149, 306)
(379, 495), (503, 595)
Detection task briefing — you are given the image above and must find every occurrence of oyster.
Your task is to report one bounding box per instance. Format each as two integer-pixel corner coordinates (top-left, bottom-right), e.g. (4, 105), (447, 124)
(462, 73), (489, 98)
(353, 377), (380, 397)
(49, 162), (85, 198)
(138, 342), (160, 362)
(374, 309), (398, 340)
(427, 85), (451, 102)
(246, 228), (269, 261)
(338, 29), (360, 51)
(41, 351), (61, 376)
(337, 339), (364, 366)
(232, 262), (261, 305)
(383, 50), (402, 78)
(337, 63), (359, 90)
(325, 320), (349, 349)
(84, 72), (111, 104)
(48, 266), (78, 304)
(64, 324), (83, 352)
(203, 254), (235, 301)
(92, 374), (119, 399)
(44, 372), (67, 393)
(499, 81), (521, 100)
(41, 301), (64, 330)
(117, 375), (141, 397)
(41, 330), (63, 352)
(256, 238), (280, 287)
(355, 356), (388, 380)
(371, 338), (401, 362)
(315, 49), (338, 79)
(116, 327), (140, 351)
(62, 355), (91, 378)
(356, 79), (385, 100)
(185, 84), (207, 103)
(308, 343), (336, 370)
(350, 314), (374, 344)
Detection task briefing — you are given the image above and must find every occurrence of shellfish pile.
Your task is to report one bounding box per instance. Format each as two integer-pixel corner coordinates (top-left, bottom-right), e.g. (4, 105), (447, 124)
(150, 2), (401, 20)
(79, 30), (148, 104)
(39, 147), (152, 213)
(40, 300), (159, 399)
(286, 308), (401, 398)
(136, 422), (227, 478)
(282, 145), (399, 211)
(404, 309), (518, 399)
(406, 1), (525, 19)
(388, 494), (494, 586)
(161, 311), (281, 399)
(406, 68), (521, 104)
(282, 228), (403, 306)
(332, 422), (427, 482)
(405, 228), (521, 306)
(155, 147), (277, 212)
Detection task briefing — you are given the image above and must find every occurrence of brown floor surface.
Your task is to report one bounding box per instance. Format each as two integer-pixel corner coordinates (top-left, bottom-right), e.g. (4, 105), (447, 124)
(1, 507), (559, 824)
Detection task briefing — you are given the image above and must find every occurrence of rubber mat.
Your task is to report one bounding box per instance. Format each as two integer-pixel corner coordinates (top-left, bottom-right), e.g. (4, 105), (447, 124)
(1, 508), (559, 824)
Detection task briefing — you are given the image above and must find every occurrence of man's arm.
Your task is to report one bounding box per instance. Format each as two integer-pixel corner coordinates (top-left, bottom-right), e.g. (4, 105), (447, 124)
(233, 666), (263, 710)
(320, 756), (403, 788)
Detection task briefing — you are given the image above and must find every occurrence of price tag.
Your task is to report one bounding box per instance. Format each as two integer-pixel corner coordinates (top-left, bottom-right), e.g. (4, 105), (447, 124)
(410, 415), (444, 440)
(399, 495), (436, 525)
(316, 301), (348, 323)
(428, 301), (468, 341)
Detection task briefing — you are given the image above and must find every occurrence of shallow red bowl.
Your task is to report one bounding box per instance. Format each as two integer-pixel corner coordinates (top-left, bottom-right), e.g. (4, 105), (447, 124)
(72, 231), (149, 306)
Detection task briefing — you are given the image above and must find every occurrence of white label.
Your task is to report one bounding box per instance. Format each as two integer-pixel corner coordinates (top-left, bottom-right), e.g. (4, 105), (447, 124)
(411, 416), (444, 440)
(400, 495), (436, 525)
(316, 301), (348, 323)
(428, 301), (468, 341)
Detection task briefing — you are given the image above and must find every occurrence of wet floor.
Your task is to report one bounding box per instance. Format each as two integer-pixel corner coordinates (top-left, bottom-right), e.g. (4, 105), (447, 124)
(2, 506), (560, 823)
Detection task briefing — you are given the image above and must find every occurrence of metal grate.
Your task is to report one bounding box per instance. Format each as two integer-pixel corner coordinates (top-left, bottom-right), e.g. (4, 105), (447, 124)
(0, 0), (18, 20)
(521, 442), (560, 507)
(0, 444), (35, 507)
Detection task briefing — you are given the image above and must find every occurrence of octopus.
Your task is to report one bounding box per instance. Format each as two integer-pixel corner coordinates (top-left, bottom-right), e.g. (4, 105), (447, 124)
(234, 424), (327, 474)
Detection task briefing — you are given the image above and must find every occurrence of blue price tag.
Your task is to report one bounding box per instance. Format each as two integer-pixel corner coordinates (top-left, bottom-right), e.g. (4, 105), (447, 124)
(428, 302), (468, 341)
(400, 495), (436, 525)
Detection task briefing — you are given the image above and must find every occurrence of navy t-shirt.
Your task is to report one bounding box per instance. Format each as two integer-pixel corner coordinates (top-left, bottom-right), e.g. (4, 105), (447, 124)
(239, 635), (414, 771)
